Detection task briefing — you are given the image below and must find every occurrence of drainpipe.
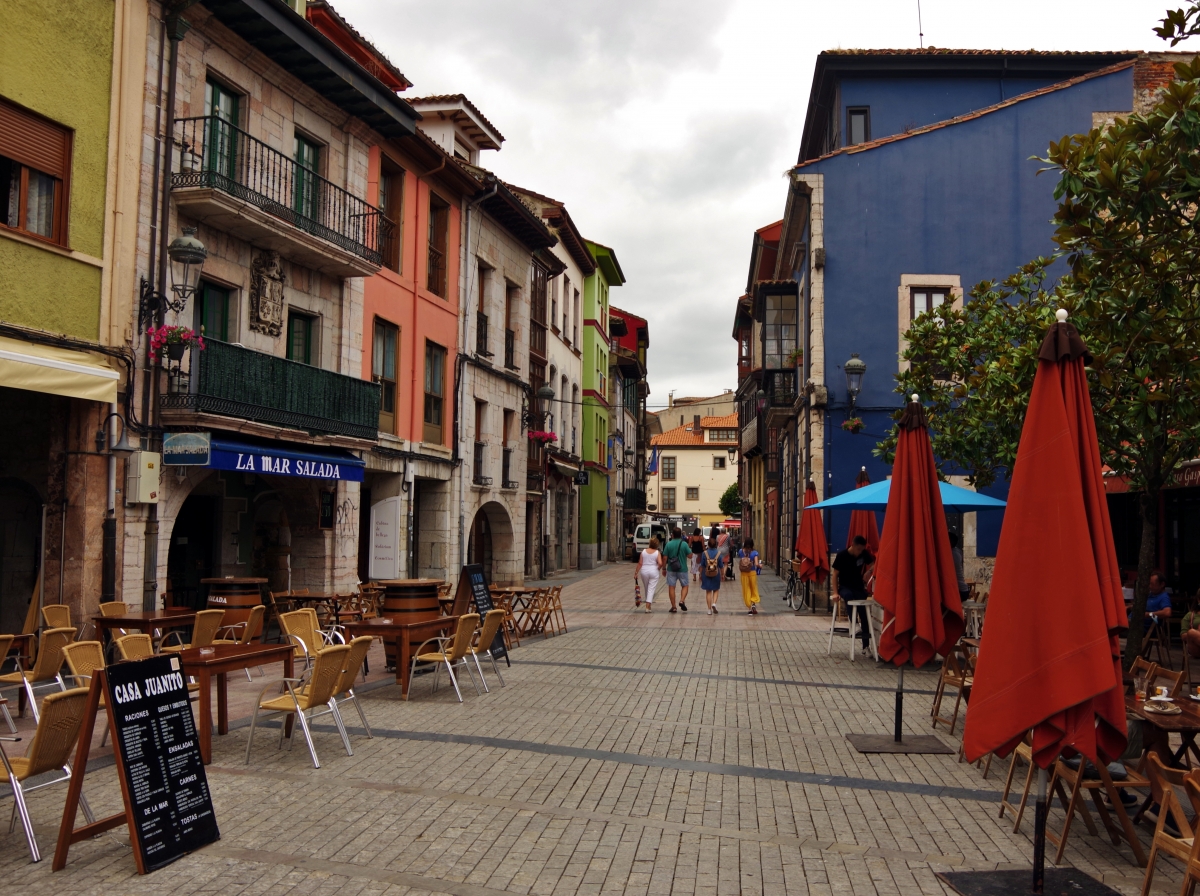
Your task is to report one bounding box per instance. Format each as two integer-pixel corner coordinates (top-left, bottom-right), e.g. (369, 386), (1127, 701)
(101, 402), (118, 602)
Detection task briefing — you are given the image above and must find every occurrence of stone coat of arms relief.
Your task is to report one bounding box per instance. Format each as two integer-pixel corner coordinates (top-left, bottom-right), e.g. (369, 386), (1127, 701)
(249, 250), (286, 336)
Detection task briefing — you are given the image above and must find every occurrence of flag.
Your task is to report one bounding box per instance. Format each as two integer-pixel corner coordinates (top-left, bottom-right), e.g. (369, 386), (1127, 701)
(647, 447), (658, 475)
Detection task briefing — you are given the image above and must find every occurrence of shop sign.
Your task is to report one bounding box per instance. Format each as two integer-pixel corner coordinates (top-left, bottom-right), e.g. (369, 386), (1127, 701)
(574, 471), (589, 486)
(369, 497), (401, 579)
(1169, 461), (1200, 490)
(162, 432), (211, 466)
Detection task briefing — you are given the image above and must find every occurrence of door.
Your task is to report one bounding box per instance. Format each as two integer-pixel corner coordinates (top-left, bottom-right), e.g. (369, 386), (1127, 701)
(0, 481), (40, 634)
(556, 492), (567, 571)
(167, 495), (218, 609)
(468, 509), (493, 582)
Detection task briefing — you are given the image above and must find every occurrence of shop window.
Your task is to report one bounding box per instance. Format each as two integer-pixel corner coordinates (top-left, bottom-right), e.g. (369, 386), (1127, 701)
(424, 340), (446, 443)
(0, 98), (71, 245)
(194, 281), (231, 341)
(427, 192), (449, 297)
(286, 311), (316, 365)
(373, 318), (398, 434)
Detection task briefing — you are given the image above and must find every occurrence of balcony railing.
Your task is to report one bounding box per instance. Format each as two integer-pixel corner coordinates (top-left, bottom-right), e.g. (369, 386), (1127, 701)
(502, 447), (518, 489)
(476, 311), (490, 356)
(504, 329), (516, 369)
(764, 369), (798, 406)
(173, 116), (390, 265)
(473, 442), (491, 486)
(160, 339), (380, 440)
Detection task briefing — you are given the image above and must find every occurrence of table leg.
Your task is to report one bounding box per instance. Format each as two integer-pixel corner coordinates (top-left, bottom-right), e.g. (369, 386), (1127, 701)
(217, 672), (228, 735)
(400, 635), (411, 700)
(283, 650), (294, 740)
(199, 667), (213, 764)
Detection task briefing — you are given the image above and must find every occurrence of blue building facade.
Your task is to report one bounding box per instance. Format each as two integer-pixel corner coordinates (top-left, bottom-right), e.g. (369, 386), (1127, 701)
(737, 49), (1153, 578)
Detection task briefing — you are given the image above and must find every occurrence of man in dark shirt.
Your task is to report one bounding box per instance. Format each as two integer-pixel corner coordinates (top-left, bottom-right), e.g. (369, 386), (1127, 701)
(832, 535), (875, 651)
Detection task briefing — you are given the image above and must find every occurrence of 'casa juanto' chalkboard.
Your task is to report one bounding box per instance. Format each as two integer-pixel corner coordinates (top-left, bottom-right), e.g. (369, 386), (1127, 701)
(462, 563), (508, 664)
(106, 655), (220, 871)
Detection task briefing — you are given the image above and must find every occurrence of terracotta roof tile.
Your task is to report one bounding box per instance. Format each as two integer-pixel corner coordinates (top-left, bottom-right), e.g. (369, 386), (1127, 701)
(652, 414), (739, 446)
(408, 94), (505, 143)
(701, 413), (738, 428)
(823, 48), (1140, 57)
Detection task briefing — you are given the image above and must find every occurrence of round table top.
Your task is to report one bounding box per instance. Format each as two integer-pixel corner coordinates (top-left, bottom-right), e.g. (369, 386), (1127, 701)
(200, 577), (268, 584)
(375, 578), (446, 586)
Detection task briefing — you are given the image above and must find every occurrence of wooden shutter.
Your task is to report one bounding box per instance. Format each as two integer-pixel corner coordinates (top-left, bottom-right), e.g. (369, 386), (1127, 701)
(0, 98), (71, 179)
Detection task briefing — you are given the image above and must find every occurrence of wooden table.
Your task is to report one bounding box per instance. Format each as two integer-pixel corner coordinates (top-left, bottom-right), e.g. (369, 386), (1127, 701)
(493, 587), (544, 636)
(4, 632), (34, 669)
(1125, 693), (1200, 767)
(91, 608), (196, 637)
(343, 616), (458, 700)
(179, 642), (294, 764)
(289, 593), (364, 627)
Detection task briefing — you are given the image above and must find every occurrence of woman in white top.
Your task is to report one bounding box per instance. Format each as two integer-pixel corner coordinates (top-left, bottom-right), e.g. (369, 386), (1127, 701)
(635, 537), (666, 613)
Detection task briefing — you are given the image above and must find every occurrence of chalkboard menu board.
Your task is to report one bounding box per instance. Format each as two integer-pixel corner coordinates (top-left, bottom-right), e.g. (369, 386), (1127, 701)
(461, 564), (508, 664)
(106, 655), (220, 871)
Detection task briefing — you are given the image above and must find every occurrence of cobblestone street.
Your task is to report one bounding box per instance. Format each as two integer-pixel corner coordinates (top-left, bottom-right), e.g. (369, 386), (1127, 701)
(1, 563), (1176, 895)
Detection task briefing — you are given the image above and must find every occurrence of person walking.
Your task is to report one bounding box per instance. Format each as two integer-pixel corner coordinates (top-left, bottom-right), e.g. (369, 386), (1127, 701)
(738, 537), (762, 615)
(689, 528), (705, 583)
(635, 536), (666, 613)
(699, 535), (724, 614)
(663, 526), (691, 612)
(716, 526), (734, 581)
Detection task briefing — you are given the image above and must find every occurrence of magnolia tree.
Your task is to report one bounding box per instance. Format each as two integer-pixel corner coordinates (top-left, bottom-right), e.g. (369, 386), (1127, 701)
(881, 58), (1200, 666)
(719, 482), (742, 517)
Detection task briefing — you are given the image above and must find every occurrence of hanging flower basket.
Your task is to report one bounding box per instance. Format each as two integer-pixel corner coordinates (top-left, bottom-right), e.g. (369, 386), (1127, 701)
(842, 417), (865, 434)
(149, 325), (205, 364)
(528, 430), (557, 445)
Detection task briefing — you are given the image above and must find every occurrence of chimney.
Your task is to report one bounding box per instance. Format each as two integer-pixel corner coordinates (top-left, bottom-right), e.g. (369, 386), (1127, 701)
(694, 414), (701, 430)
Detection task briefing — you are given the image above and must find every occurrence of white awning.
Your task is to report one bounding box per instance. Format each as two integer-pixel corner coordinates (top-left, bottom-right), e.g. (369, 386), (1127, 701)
(0, 335), (120, 403)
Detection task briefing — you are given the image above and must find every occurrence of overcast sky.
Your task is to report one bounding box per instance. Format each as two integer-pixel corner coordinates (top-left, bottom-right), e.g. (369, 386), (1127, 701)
(335, 0), (1196, 408)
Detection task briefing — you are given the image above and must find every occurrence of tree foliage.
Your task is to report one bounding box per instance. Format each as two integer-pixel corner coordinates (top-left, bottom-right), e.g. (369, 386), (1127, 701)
(1156, 5), (1200, 43)
(719, 481), (742, 517)
(881, 58), (1200, 664)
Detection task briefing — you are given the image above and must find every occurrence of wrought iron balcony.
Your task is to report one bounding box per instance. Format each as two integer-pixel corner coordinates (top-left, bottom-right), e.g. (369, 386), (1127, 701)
(172, 116), (391, 277)
(476, 311), (490, 356)
(504, 329), (517, 369)
(502, 447), (518, 489)
(160, 339), (380, 440)
(473, 441), (492, 486)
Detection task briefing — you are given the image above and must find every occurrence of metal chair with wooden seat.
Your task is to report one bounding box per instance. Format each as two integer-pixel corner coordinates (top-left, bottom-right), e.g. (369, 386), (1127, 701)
(409, 613), (481, 703)
(0, 687), (95, 862)
(1140, 756), (1198, 896)
(0, 627), (74, 723)
(160, 609), (225, 653)
(61, 641), (111, 747)
(466, 609), (508, 692)
(245, 643), (353, 769)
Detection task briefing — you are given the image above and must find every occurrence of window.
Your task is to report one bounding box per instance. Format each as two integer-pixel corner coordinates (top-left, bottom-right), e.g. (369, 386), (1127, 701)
(709, 429), (737, 442)
(373, 318), (398, 433)
(662, 456), (676, 480)
(530, 262), (548, 358)
(550, 276), (559, 334)
(763, 292), (798, 368)
(686, 487), (699, 501)
(204, 80), (239, 181)
(504, 284), (519, 369)
(713, 457), (726, 470)
(0, 99), (71, 244)
(293, 134), (321, 221)
(562, 277), (571, 337)
(194, 281), (231, 341)
(423, 340), (446, 443)
(847, 107), (870, 146)
(573, 288), (580, 346)
(662, 488), (676, 511)
(476, 263), (491, 356)
(286, 311), (316, 364)
(911, 287), (950, 321)
(378, 156), (404, 272)
(427, 192), (449, 297)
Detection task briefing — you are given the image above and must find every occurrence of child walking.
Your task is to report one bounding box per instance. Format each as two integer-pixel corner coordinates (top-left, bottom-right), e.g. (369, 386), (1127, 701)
(738, 537), (761, 615)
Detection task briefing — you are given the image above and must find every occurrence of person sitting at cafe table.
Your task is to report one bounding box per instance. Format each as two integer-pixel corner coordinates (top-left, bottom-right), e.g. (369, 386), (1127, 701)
(832, 536), (874, 654)
(1182, 591), (1200, 659)
(1146, 572), (1172, 624)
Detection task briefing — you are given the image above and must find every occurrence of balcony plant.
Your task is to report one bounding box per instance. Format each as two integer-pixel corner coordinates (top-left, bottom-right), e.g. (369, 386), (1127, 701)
(527, 430), (557, 445)
(149, 325), (205, 364)
(841, 417), (865, 434)
(785, 347), (804, 367)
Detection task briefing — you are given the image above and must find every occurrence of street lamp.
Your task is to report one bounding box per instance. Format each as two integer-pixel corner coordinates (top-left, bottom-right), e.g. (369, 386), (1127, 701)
(726, 445), (737, 462)
(536, 383), (555, 423)
(844, 352), (867, 412)
(755, 388), (767, 414)
(138, 227), (208, 333)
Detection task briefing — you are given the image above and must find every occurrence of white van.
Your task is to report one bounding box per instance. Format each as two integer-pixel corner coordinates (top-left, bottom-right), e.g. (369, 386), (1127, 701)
(633, 522), (668, 557)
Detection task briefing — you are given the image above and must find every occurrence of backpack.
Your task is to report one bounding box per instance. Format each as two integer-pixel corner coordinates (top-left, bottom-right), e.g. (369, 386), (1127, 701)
(666, 540), (683, 573)
(738, 550), (754, 574)
(704, 549), (719, 578)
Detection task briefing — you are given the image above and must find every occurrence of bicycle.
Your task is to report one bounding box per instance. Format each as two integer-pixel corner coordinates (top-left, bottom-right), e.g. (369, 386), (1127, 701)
(783, 559), (812, 612)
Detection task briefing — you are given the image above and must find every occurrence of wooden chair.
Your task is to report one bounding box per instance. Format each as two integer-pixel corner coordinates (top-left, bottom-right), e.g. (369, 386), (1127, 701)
(307, 635), (374, 739)
(160, 609), (225, 653)
(1143, 618), (1172, 668)
(61, 641), (110, 747)
(548, 585), (567, 635)
(1177, 777), (1200, 896)
(0, 687), (95, 862)
(930, 646), (972, 735)
(1140, 755), (1198, 896)
(0, 627), (74, 723)
(1046, 755), (1150, 867)
(245, 643), (353, 769)
(493, 593), (521, 649)
(999, 735), (1037, 832)
(409, 613), (481, 703)
(215, 605), (266, 681)
(467, 609), (508, 691)
(1151, 664), (1186, 698)
(41, 604), (71, 630)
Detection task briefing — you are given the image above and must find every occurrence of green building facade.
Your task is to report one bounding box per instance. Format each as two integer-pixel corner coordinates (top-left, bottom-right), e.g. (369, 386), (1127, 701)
(578, 240), (625, 568)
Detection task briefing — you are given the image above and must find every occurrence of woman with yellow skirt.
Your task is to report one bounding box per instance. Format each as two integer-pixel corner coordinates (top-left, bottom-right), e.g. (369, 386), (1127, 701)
(738, 538), (761, 615)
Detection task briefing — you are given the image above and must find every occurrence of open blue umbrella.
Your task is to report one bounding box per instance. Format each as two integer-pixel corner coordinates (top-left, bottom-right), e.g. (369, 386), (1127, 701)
(808, 479), (1006, 513)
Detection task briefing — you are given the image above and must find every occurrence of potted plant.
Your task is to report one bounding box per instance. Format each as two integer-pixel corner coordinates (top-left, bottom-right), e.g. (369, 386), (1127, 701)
(785, 347), (804, 367)
(842, 417), (865, 434)
(149, 325), (205, 364)
(527, 430), (557, 445)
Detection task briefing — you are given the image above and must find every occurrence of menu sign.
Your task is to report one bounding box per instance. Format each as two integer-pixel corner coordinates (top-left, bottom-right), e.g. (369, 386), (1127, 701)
(462, 564), (508, 664)
(106, 655), (219, 871)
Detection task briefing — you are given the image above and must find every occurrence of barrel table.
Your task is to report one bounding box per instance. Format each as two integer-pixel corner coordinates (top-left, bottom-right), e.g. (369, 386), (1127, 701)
(376, 578), (444, 667)
(202, 577), (268, 639)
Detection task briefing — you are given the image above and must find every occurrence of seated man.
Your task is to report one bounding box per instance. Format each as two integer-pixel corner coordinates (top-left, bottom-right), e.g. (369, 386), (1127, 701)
(1142, 572), (1173, 656)
(832, 536), (875, 653)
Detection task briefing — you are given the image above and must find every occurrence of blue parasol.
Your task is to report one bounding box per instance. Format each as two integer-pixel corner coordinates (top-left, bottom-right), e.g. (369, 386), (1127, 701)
(807, 478), (1006, 513)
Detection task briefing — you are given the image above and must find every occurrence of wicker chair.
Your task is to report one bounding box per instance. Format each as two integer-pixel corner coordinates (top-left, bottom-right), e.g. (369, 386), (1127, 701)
(0, 687), (95, 862)
(307, 636), (374, 739)
(279, 608), (342, 670)
(409, 614), (481, 703)
(41, 604), (71, 630)
(114, 633), (154, 660)
(61, 641), (110, 747)
(466, 609), (508, 691)
(215, 605), (266, 681)
(0, 627), (74, 723)
(161, 609), (225, 653)
(245, 643), (353, 769)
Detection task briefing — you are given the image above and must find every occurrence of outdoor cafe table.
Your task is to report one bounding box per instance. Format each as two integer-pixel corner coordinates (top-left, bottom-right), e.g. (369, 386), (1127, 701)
(91, 608), (196, 638)
(179, 642), (294, 764)
(492, 587), (542, 636)
(289, 593), (364, 627)
(1125, 693), (1200, 768)
(343, 616), (458, 700)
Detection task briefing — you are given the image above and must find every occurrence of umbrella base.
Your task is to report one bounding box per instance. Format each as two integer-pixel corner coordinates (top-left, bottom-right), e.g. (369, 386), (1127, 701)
(846, 734), (953, 754)
(937, 869), (1119, 896)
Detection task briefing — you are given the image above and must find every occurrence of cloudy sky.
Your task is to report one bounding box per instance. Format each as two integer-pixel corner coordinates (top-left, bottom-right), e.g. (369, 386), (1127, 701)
(335, 0), (1196, 407)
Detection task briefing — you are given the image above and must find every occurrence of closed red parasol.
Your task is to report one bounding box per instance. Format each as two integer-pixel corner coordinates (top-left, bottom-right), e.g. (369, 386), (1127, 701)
(795, 480), (829, 582)
(847, 467), (881, 555)
(874, 398), (965, 670)
(963, 314), (1127, 768)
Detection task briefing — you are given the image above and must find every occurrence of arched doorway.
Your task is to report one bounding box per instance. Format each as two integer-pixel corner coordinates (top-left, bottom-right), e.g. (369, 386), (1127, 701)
(252, 496), (291, 595)
(467, 508), (493, 581)
(167, 493), (218, 609)
(469, 501), (517, 584)
(0, 479), (41, 633)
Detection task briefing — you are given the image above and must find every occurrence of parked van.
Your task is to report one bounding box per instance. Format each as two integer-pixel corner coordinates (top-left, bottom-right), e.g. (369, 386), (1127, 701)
(633, 522), (668, 557)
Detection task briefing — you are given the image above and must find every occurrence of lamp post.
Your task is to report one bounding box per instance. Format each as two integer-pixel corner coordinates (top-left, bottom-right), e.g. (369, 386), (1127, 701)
(535, 382), (555, 580)
(844, 353), (867, 413)
(138, 227), (208, 333)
